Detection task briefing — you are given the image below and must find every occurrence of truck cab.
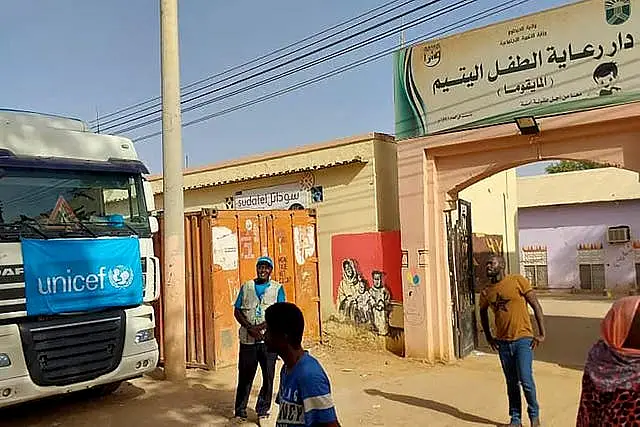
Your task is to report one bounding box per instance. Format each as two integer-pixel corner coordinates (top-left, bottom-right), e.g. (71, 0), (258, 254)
(0, 110), (160, 407)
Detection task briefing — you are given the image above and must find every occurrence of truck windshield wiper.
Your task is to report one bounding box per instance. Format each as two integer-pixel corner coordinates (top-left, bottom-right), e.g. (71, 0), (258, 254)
(15, 216), (48, 239)
(75, 220), (97, 238)
(99, 220), (139, 237)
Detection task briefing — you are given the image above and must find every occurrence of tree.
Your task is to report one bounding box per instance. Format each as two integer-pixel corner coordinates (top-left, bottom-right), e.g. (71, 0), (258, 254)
(545, 160), (604, 174)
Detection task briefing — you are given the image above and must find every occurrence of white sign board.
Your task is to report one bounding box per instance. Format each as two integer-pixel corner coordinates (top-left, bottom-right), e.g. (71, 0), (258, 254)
(212, 226), (239, 271)
(394, 0), (639, 138)
(233, 183), (310, 210)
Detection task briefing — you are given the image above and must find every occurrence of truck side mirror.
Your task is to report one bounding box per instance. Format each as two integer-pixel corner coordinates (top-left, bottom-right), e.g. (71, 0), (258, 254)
(149, 216), (159, 234)
(143, 179), (156, 213)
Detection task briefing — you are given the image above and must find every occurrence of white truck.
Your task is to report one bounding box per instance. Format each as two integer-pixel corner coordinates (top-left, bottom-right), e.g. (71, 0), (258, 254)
(0, 110), (160, 407)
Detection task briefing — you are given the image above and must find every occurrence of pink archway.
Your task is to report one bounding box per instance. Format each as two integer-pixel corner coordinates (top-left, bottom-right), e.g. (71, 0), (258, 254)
(397, 102), (640, 362)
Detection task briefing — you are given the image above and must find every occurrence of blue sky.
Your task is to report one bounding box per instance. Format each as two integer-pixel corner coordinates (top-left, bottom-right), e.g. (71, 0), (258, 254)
(0, 0), (575, 174)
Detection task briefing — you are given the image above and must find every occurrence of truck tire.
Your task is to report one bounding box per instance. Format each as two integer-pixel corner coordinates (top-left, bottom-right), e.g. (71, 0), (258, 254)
(89, 381), (123, 397)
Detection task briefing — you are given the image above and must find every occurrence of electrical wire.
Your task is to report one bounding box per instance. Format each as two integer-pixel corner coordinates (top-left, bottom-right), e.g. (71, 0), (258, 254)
(104, 0), (467, 135)
(132, 0), (533, 144)
(91, 0), (420, 128)
(97, 0), (448, 133)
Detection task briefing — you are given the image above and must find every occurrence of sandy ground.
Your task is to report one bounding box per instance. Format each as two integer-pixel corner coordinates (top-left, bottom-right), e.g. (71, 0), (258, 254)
(1, 298), (612, 427)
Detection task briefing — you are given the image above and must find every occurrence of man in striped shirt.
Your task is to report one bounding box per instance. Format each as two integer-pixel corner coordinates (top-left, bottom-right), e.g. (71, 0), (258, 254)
(264, 302), (340, 427)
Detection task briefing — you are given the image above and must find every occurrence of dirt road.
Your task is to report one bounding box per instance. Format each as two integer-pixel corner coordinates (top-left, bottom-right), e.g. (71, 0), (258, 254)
(2, 297), (607, 426)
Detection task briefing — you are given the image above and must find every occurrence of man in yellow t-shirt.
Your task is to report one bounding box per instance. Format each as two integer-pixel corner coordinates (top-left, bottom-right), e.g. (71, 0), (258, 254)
(479, 255), (546, 427)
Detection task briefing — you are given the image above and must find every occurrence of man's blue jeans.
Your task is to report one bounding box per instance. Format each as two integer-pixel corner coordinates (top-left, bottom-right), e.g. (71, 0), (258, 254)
(497, 337), (540, 424)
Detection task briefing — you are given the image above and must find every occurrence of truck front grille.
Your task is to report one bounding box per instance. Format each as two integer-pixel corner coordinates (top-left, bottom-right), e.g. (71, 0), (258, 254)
(18, 310), (126, 386)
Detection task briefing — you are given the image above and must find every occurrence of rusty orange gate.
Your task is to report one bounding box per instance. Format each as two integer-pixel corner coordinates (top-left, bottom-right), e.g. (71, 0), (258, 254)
(152, 209), (321, 369)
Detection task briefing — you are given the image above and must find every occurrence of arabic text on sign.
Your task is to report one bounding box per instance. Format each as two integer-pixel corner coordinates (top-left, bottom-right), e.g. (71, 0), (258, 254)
(431, 32), (635, 94)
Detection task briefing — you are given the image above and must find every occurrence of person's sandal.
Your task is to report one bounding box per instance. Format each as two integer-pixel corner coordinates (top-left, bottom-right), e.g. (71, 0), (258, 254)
(231, 414), (248, 424)
(257, 413), (271, 426)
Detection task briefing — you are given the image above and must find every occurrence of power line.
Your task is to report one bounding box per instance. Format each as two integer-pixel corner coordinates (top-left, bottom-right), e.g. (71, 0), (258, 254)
(104, 0), (461, 135)
(91, 0), (408, 125)
(98, 0), (447, 133)
(132, 0), (532, 144)
(91, 0), (418, 128)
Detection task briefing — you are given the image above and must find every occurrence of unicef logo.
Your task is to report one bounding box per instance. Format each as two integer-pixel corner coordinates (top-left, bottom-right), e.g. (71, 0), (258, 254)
(108, 265), (134, 289)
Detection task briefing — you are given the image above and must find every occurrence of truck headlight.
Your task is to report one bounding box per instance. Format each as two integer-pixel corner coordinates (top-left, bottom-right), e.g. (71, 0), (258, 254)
(135, 328), (155, 344)
(0, 354), (11, 368)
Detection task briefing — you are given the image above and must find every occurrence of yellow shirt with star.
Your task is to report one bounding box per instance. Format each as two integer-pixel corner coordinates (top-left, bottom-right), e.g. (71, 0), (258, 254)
(479, 274), (534, 341)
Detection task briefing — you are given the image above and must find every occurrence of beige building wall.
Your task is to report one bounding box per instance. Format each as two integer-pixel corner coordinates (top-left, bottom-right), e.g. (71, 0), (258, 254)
(459, 169), (519, 274)
(518, 167), (640, 207)
(374, 141), (402, 232)
(149, 133), (398, 322)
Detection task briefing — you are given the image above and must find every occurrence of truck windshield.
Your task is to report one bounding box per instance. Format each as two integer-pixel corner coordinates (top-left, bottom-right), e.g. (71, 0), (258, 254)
(0, 168), (150, 241)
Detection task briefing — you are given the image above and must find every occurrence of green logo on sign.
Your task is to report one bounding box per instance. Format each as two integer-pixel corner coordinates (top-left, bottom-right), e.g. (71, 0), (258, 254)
(605, 0), (631, 25)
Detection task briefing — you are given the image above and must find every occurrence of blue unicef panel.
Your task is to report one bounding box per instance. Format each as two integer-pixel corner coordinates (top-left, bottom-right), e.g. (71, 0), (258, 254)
(21, 237), (143, 316)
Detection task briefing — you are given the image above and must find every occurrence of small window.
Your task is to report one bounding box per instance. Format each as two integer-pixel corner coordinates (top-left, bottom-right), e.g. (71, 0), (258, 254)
(524, 264), (548, 288)
(580, 264), (605, 290)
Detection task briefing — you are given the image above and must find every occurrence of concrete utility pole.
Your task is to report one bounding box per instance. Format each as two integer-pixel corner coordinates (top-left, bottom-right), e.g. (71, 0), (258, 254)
(160, 0), (186, 381)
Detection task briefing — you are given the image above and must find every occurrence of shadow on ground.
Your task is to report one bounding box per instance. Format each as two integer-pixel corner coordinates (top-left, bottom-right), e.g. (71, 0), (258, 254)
(365, 389), (504, 426)
(1, 371), (238, 426)
(477, 314), (601, 370)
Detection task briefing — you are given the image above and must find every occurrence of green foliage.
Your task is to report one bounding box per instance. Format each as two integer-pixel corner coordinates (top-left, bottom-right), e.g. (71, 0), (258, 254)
(544, 160), (603, 174)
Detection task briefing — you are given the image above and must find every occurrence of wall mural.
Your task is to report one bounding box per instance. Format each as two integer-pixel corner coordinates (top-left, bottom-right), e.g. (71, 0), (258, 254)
(332, 232), (402, 337)
(336, 260), (392, 335)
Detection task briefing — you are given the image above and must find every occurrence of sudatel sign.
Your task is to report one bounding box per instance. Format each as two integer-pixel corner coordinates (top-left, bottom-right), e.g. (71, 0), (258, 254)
(233, 183), (310, 210)
(393, 0), (639, 139)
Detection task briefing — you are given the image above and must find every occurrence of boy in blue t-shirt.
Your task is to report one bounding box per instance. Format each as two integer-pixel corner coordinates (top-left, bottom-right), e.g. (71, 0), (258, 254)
(264, 302), (340, 427)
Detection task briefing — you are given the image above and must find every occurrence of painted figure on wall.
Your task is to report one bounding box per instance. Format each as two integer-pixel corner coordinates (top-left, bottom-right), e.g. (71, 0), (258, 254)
(353, 278), (373, 326)
(336, 259), (392, 335)
(336, 259), (366, 322)
(369, 271), (391, 336)
(332, 232), (403, 336)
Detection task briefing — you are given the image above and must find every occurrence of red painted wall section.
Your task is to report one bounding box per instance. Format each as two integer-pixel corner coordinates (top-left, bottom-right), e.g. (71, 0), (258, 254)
(331, 231), (403, 303)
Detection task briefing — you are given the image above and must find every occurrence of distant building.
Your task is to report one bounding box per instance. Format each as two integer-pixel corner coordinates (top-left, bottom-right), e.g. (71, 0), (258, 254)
(518, 168), (640, 292)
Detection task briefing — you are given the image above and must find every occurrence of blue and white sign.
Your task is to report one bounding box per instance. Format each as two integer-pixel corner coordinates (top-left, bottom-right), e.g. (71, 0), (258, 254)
(21, 237), (143, 316)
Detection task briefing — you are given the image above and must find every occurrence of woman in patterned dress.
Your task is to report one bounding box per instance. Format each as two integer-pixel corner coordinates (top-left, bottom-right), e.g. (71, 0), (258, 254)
(576, 296), (640, 426)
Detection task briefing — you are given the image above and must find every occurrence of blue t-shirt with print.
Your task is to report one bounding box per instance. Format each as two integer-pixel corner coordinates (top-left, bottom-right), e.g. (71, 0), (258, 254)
(276, 352), (338, 426)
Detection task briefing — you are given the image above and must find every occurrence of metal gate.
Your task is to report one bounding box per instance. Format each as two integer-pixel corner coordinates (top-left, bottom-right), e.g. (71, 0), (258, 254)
(446, 199), (478, 359)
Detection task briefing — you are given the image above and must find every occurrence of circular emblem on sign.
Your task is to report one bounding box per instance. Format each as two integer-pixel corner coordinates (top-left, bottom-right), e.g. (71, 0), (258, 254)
(108, 265), (134, 289)
(299, 172), (315, 191)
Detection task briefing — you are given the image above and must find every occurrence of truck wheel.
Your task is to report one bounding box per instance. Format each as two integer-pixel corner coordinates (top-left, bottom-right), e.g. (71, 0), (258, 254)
(89, 381), (123, 397)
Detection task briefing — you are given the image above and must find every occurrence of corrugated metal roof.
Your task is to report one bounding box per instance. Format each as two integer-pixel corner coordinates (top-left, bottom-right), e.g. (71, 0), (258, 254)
(147, 132), (393, 182)
(148, 132), (394, 195)
(182, 157), (365, 191)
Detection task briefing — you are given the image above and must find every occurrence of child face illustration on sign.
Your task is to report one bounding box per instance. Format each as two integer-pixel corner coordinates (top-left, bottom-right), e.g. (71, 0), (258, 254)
(593, 62), (621, 96)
